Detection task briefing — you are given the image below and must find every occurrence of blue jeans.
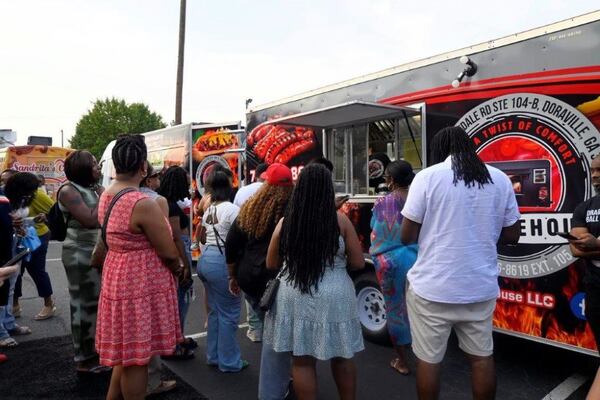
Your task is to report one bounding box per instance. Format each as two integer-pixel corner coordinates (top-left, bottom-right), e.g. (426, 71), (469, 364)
(0, 272), (19, 340)
(198, 246), (242, 372)
(259, 294), (291, 400)
(246, 295), (264, 335)
(178, 235), (194, 333)
(14, 233), (52, 300)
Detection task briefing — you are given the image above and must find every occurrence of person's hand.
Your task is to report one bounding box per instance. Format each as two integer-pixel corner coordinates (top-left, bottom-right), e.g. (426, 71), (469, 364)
(10, 214), (25, 236)
(572, 233), (600, 251)
(34, 213), (47, 224)
(94, 185), (105, 196)
(228, 277), (241, 296)
(335, 195), (350, 210)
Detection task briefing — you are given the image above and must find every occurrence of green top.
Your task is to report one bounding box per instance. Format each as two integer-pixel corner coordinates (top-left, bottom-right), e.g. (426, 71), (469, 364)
(29, 188), (54, 236)
(59, 182), (99, 248)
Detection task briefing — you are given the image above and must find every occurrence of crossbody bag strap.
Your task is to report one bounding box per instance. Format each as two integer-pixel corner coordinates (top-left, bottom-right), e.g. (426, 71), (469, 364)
(101, 188), (136, 248)
(210, 205), (225, 255)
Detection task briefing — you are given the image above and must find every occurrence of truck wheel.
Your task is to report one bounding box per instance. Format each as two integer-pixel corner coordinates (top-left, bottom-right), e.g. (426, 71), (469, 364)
(354, 272), (390, 345)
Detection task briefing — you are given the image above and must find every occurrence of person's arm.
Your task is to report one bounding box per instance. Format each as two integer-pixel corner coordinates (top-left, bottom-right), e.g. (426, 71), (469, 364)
(131, 198), (180, 274)
(156, 196), (169, 217)
(568, 201), (600, 258)
(0, 265), (18, 279)
(169, 213), (191, 279)
(400, 172), (426, 244)
(499, 221), (521, 245)
(570, 227), (600, 257)
(401, 218), (421, 244)
(225, 219), (246, 277)
(58, 185), (102, 228)
(266, 218), (284, 270)
(339, 212), (364, 270)
(498, 178), (521, 245)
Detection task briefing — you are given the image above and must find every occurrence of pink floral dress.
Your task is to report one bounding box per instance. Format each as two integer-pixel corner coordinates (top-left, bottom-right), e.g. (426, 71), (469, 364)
(96, 191), (182, 367)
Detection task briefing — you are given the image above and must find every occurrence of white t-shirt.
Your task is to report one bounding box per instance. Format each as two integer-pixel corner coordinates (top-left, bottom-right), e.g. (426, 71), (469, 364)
(233, 182), (263, 207)
(202, 202), (239, 247)
(402, 156), (520, 304)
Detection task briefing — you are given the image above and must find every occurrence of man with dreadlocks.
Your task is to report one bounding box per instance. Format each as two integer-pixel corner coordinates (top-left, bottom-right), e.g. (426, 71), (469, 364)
(401, 126), (520, 400)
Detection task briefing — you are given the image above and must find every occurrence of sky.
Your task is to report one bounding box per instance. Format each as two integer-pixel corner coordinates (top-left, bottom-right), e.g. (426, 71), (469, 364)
(0, 1), (598, 146)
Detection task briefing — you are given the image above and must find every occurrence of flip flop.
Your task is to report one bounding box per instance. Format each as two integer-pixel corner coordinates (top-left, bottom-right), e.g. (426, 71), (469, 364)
(390, 358), (410, 375)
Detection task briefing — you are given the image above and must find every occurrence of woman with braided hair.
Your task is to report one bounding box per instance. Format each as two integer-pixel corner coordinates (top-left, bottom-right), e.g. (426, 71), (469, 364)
(225, 163), (294, 318)
(264, 163), (365, 400)
(96, 135), (182, 400)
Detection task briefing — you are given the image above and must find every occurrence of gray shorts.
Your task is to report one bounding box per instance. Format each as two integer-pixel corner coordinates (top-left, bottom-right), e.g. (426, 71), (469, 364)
(406, 285), (496, 364)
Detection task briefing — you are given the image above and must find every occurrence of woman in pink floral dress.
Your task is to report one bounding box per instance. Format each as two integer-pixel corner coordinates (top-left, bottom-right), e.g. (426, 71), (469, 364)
(96, 135), (182, 400)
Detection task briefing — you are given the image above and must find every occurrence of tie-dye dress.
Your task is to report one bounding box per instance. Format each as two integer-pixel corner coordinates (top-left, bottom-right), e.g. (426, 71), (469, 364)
(369, 191), (418, 346)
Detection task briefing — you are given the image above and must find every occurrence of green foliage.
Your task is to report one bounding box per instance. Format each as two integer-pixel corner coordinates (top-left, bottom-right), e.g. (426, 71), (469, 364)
(70, 98), (166, 159)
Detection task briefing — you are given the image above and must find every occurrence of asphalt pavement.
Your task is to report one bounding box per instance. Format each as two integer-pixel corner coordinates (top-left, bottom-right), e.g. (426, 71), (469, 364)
(5, 241), (600, 399)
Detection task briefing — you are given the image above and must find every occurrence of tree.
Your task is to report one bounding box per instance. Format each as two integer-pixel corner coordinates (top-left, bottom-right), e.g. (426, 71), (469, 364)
(70, 98), (166, 159)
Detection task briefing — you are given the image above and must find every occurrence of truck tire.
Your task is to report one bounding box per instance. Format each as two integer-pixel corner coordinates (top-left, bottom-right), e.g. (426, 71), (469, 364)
(354, 272), (390, 345)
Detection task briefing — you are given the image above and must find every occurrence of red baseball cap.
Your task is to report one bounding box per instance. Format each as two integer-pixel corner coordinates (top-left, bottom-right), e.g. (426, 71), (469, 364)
(260, 163), (293, 186)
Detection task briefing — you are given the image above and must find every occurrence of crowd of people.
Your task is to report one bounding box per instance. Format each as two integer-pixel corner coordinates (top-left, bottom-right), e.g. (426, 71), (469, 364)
(3, 125), (600, 399)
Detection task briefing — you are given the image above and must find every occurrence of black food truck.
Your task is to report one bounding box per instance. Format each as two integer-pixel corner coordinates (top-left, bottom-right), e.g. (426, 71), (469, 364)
(244, 11), (600, 354)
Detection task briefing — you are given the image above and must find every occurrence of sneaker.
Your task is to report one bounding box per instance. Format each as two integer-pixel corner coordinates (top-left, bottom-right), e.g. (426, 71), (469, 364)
(246, 329), (262, 343)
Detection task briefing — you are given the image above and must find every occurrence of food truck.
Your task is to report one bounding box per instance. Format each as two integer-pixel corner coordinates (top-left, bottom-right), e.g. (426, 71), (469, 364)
(99, 122), (245, 259)
(244, 11), (600, 352)
(0, 145), (73, 200)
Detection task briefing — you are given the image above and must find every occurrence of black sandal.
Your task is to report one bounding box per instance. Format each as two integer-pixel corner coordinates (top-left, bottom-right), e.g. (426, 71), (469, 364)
(161, 345), (194, 361)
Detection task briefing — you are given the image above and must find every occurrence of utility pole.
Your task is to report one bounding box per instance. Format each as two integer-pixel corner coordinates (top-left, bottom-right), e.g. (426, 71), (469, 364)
(175, 0), (186, 125)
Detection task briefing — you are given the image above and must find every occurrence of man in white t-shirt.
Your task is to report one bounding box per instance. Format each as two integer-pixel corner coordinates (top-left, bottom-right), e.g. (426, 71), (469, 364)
(401, 126), (520, 400)
(233, 163), (268, 207)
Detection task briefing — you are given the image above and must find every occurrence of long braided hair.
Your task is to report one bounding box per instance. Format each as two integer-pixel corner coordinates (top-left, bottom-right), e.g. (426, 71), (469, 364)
(112, 134), (147, 175)
(280, 164), (339, 294)
(157, 166), (189, 202)
(430, 126), (493, 188)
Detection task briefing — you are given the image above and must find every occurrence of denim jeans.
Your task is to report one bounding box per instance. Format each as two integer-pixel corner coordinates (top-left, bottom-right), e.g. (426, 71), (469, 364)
(14, 233), (52, 300)
(0, 272), (19, 340)
(178, 235), (194, 333)
(246, 295), (264, 335)
(198, 246), (242, 372)
(259, 342), (292, 399)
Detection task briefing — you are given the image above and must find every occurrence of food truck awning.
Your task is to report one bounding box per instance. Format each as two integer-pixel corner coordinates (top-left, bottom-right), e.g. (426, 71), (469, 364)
(262, 101), (419, 129)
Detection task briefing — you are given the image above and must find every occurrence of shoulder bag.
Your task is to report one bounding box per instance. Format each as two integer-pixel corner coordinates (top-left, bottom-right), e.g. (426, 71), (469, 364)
(90, 188), (136, 270)
(259, 269), (284, 312)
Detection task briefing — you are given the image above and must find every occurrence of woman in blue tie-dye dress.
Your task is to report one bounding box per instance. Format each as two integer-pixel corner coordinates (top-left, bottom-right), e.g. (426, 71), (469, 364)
(370, 160), (418, 375)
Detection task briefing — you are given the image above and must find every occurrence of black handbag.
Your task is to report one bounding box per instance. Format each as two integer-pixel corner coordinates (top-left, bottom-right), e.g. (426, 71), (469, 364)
(259, 276), (281, 312)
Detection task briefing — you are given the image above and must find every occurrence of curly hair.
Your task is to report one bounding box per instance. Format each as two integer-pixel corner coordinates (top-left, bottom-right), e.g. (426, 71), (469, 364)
(280, 164), (339, 294)
(237, 184), (293, 240)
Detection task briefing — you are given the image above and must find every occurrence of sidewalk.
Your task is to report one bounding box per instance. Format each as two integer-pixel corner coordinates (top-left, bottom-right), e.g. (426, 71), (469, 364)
(0, 335), (204, 399)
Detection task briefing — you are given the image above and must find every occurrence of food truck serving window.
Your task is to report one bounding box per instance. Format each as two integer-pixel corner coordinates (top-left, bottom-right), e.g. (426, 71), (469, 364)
(260, 101), (423, 196)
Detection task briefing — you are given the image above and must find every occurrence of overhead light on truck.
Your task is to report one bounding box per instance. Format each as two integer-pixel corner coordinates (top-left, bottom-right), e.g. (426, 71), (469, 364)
(451, 55), (478, 88)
